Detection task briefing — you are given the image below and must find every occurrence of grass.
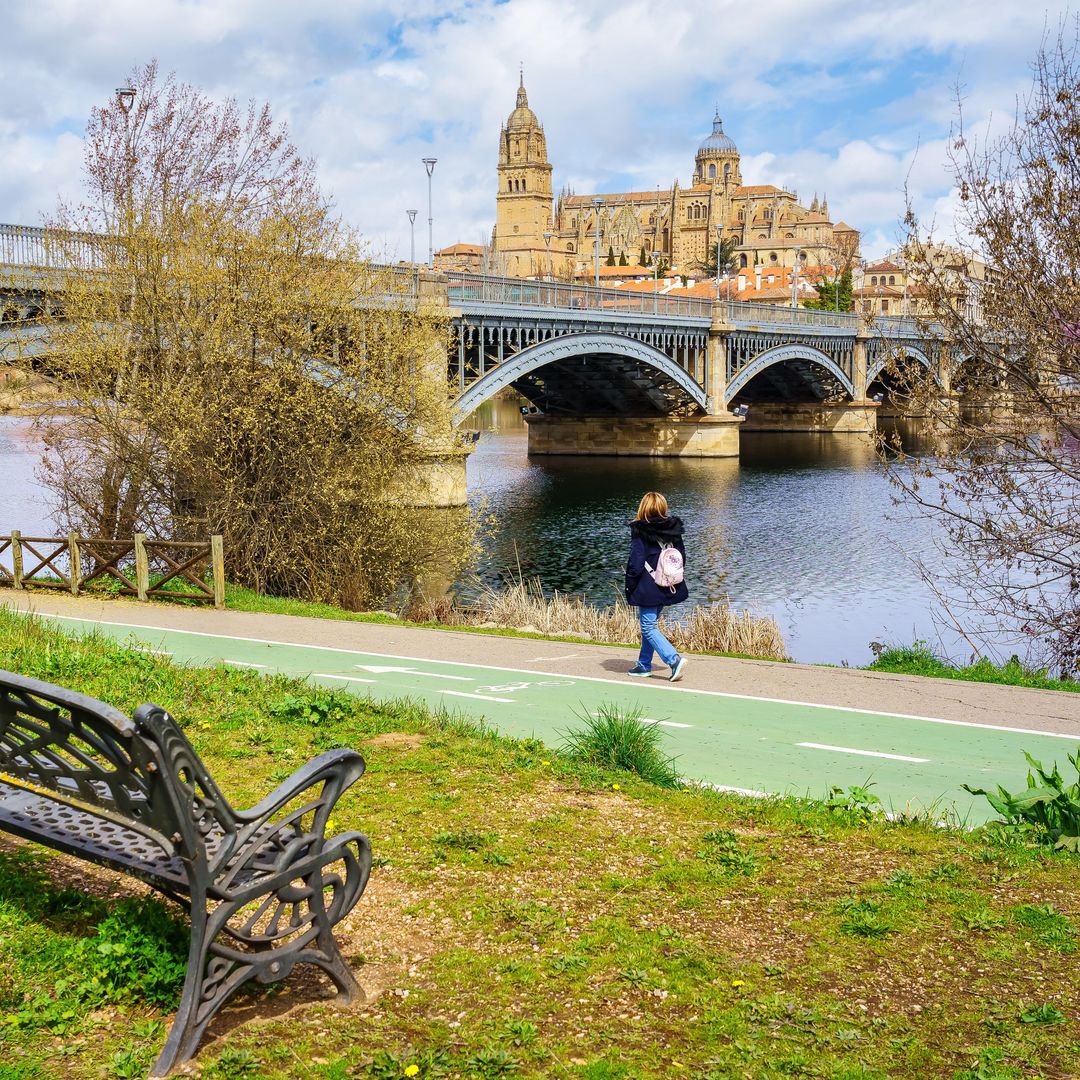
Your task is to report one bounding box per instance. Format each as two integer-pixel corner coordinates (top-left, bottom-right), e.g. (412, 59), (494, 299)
(1, 608), (1079, 1078)
(868, 641), (1080, 693)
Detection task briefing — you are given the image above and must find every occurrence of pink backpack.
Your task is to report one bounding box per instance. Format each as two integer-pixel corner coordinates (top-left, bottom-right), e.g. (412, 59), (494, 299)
(646, 544), (684, 592)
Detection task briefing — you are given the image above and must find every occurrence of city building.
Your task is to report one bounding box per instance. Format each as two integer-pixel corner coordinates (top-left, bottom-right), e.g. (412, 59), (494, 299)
(490, 76), (860, 280)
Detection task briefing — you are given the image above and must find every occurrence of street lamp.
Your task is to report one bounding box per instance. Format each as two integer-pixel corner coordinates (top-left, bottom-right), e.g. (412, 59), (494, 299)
(115, 86), (136, 114)
(592, 197), (602, 289)
(543, 230), (553, 281)
(406, 209), (417, 266)
(790, 245), (802, 308)
(422, 158), (437, 268)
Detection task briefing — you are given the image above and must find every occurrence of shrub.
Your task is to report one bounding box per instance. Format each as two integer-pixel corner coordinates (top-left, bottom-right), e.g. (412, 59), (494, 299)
(560, 704), (679, 788)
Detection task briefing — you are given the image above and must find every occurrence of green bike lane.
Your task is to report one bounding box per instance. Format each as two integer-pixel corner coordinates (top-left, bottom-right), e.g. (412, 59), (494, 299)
(43, 613), (1080, 825)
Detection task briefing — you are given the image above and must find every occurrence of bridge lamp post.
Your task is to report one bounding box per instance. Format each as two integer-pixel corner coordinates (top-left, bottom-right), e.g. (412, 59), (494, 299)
(422, 158), (437, 268)
(592, 197), (602, 289)
(543, 230), (553, 281)
(714, 224), (724, 300)
(406, 209), (417, 266)
(791, 245), (801, 308)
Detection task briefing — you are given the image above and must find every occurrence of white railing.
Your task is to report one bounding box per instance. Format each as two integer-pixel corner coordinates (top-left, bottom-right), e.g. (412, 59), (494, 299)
(0, 223), (104, 269)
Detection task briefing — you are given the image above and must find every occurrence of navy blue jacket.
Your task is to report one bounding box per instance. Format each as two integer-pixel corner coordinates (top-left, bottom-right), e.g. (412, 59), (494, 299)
(624, 515), (689, 608)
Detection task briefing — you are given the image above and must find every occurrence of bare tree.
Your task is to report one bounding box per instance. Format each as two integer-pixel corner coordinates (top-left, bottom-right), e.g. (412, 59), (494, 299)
(19, 63), (474, 609)
(892, 22), (1080, 673)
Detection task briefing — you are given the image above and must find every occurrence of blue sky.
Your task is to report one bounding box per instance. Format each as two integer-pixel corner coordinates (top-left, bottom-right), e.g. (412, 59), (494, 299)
(0, 0), (1072, 259)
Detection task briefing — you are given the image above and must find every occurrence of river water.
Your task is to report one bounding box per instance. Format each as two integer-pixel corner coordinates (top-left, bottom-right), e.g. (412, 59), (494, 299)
(2, 408), (960, 666)
(466, 399), (961, 666)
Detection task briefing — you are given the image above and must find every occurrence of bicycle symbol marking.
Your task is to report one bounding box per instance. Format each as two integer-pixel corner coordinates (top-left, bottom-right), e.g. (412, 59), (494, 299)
(474, 679), (575, 693)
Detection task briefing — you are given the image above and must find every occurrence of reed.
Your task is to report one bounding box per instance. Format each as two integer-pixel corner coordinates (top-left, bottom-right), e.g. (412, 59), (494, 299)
(407, 577), (788, 661)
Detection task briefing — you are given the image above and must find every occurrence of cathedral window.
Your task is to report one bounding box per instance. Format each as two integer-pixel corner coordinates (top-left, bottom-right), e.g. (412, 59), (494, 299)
(889, 275), (895, 285)
(740, 253), (747, 268)
(769, 252), (778, 263)
(724, 163), (731, 179)
(737, 210), (745, 222)
(567, 243), (574, 252)
(522, 178), (527, 192)
(687, 207), (693, 221)
(708, 164), (716, 179)
(871, 276), (877, 286)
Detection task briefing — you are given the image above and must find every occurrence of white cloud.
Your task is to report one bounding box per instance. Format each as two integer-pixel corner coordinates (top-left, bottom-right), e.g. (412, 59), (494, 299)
(0, 0), (1073, 261)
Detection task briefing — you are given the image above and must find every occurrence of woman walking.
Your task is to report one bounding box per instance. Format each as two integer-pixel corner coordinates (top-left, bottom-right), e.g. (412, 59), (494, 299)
(624, 491), (689, 681)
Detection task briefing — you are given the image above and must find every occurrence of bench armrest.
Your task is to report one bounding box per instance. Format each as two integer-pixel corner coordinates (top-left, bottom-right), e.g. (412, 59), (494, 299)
(234, 748), (365, 828)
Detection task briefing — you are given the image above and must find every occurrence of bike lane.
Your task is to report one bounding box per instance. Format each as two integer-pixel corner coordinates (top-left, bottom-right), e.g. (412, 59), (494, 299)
(46, 613), (1080, 824)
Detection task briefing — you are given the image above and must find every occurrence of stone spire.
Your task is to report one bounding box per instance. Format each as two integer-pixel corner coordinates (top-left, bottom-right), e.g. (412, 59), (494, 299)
(810, 192), (819, 213)
(821, 193), (829, 219)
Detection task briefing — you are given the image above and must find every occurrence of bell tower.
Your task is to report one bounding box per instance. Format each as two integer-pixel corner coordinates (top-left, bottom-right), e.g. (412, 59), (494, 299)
(494, 73), (553, 277)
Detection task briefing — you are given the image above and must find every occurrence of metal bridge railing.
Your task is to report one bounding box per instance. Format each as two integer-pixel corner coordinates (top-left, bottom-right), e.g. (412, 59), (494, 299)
(445, 271), (713, 320)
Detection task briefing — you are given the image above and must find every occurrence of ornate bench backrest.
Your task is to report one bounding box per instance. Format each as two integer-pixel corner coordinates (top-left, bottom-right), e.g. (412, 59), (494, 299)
(0, 669), (237, 863)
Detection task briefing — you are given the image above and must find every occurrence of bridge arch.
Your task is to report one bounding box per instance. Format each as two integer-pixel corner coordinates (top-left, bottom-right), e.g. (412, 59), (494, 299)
(725, 342), (856, 404)
(450, 331), (708, 422)
(867, 344), (934, 385)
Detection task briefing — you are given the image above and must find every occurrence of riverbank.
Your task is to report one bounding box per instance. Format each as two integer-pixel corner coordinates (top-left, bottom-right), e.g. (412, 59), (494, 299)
(0, 365), (65, 413)
(1, 608), (1078, 1079)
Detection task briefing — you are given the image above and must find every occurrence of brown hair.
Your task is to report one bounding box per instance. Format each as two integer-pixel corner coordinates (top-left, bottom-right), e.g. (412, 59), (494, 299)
(634, 491), (669, 522)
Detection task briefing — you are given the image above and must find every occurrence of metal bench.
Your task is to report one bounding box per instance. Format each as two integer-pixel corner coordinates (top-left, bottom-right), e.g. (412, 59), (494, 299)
(0, 669), (372, 1076)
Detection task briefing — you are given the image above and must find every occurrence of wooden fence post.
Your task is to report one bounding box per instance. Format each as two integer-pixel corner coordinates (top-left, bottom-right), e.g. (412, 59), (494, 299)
(210, 535), (225, 610)
(68, 532), (81, 596)
(134, 533), (149, 601)
(10, 530), (23, 590)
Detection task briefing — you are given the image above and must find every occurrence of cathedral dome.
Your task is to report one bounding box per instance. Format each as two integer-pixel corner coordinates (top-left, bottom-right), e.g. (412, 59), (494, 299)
(698, 112), (737, 155)
(506, 76), (540, 132)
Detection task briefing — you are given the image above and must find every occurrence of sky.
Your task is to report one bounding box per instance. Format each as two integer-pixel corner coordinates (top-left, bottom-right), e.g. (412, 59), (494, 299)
(0, 0), (1073, 261)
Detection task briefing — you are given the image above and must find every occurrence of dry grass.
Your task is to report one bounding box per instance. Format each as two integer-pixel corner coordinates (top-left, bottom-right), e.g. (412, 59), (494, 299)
(407, 577), (788, 660)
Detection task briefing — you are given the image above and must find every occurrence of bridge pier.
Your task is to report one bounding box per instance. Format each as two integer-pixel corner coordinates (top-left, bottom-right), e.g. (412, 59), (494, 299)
(525, 413), (742, 457)
(738, 401), (880, 434)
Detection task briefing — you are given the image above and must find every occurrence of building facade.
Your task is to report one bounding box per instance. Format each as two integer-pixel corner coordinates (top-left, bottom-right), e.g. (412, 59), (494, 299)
(491, 79), (860, 279)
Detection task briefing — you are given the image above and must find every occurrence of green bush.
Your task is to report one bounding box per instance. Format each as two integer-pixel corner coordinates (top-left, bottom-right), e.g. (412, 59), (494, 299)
(560, 704), (679, 787)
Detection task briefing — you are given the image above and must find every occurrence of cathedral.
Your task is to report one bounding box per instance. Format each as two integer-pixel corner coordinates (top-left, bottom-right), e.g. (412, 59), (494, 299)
(492, 76), (859, 280)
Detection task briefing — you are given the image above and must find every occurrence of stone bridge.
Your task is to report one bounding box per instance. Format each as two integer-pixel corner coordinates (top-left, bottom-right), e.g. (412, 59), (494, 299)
(2, 222), (951, 465)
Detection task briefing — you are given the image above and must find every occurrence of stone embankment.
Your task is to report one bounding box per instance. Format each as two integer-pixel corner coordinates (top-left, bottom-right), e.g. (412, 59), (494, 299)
(0, 366), (65, 413)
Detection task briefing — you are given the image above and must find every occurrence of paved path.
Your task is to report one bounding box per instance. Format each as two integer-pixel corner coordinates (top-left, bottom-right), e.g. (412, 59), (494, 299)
(3, 593), (1079, 823)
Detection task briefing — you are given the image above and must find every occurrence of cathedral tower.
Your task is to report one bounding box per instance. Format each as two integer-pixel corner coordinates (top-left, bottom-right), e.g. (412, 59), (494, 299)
(694, 112), (742, 191)
(494, 74), (553, 276)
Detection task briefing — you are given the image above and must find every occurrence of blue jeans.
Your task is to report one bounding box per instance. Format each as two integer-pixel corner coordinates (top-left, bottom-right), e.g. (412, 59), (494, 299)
(637, 606), (679, 669)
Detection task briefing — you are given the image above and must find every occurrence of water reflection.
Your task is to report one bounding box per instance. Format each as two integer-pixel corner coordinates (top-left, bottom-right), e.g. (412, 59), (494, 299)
(466, 395), (953, 665)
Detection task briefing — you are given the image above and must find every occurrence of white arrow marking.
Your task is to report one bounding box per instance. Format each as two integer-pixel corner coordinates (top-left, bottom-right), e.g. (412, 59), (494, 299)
(313, 673), (375, 684)
(225, 660), (265, 669)
(354, 664), (473, 682)
(798, 742), (929, 763)
(442, 690), (515, 703)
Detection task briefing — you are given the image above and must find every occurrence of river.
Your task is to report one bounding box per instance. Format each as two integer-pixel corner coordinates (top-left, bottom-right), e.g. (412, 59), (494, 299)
(466, 398), (962, 666)
(2, 408), (961, 666)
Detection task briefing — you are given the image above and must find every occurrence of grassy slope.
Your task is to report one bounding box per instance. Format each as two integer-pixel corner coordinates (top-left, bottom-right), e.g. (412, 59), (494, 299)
(1, 610), (1079, 1079)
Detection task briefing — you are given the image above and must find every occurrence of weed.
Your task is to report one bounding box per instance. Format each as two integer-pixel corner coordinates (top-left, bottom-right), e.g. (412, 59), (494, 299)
(953, 1046), (1020, 1079)
(433, 829), (494, 851)
(269, 690), (353, 726)
(206, 1047), (263, 1077)
(696, 829), (760, 876)
(499, 1019), (538, 1047)
(560, 703), (679, 787)
(1012, 903), (1077, 952)
(463, 1046), (520, 1075)
(964, 748), (1080, 850)
(1019, 1002), (1066, 1024)
(110, 1046), (150, 1079)
(836, 899), (896, 939)
(547, 954), (588, 974)
(824, 783), (883, 823)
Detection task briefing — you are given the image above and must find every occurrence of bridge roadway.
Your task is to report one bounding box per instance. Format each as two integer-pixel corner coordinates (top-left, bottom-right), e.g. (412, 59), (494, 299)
(2, 221), (952, 458)
(3, 591), (1077, 825)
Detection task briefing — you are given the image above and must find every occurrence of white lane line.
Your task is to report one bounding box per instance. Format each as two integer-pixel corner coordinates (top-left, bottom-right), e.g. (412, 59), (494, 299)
(312, 673), (375, 684)
(639, 717), (693, 729)
(798, 742), (929, 763)
(35, 614), (1080, 741)
(525, 653), (583, 662)
(442, 689), (515, 703)
(700, 782), (771, 797)
(133, 645), (171, 656)
(224, 660), (265, 669)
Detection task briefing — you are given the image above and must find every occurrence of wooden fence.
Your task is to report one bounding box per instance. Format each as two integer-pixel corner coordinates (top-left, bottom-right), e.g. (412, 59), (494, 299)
(0, 532), (224, 609)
